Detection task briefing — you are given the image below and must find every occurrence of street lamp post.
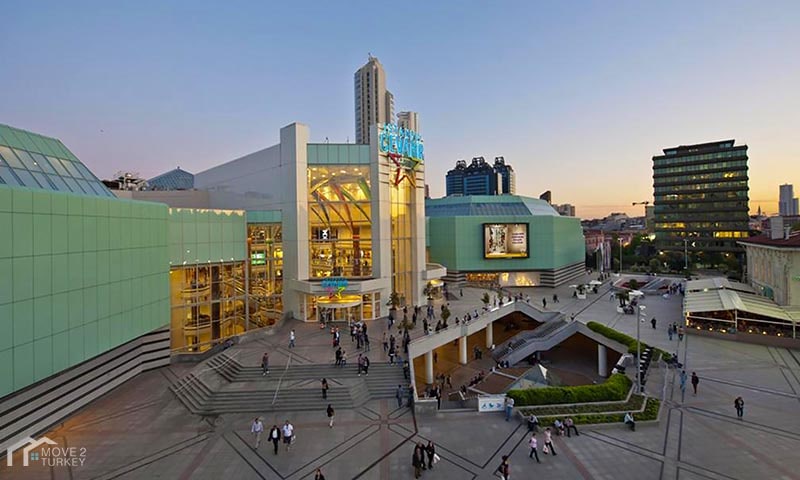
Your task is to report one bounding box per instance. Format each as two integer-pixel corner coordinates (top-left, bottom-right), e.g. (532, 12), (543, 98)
(683, 238), (689, 271)
(618, 238), (624, 274)
(636, 304), (646, 394)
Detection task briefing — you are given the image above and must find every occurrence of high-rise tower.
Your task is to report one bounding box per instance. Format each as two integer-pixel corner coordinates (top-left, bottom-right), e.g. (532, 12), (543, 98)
(354, 55), (394, 144)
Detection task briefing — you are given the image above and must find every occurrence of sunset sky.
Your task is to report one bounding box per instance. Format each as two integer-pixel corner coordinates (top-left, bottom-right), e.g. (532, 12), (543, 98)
(2, 1), (798, 219)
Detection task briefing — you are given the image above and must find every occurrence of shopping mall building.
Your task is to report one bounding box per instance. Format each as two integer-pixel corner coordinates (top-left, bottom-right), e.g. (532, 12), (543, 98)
(0, 120), (583, 451)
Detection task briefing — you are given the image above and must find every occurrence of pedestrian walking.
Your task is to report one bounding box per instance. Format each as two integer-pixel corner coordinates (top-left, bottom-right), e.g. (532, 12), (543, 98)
(734, 396), (744, 419)
(327, 404), (335, 428)
(691, 372), (699, 395)
(335, 347), (342, 366)
(289, 329), (296, 348)
(505, 396), (515, 421)
(261, 352), (269, 375)
(668, 325), (673, 341)
(388, 344), (396, 365)
(363, 355), (370, 376)
(403, 360), (410, 380)
(382, 332), (389, 352)
(396, 384), (404, 408)
(543, 427), (557, 455)
(282, 420), (294, 451)
(250, 417), (264, 449)
(321, 378), (329, 399)
(412, 443), (425, 478)
(341, 349), (347, 366)
(565, 417), (580, 437)
(678, 326), (685, 341)
(425, 441), (436, 470)
(357, 354), (364, 376)
(528, 433), (540, 463)
(497, 455), (510, 480)
(679, 370), (687, 395)
(268, 424), (281, 454)
(314, 467), (326, 480)
(651, 317), (657, 329)
(542, 297), (547, 308)
(435, 385), (442, 410)
(364, 332), (370, 352)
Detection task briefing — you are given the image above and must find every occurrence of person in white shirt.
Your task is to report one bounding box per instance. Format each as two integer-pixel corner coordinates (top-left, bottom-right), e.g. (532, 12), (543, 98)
(282, 420), (295, 451)
(624, 412), (636, 431)
(289, 330), (296, 348)
(250, 417), (264, 449)
(543, 427), (557, 455)
(528, 433), (540, 463)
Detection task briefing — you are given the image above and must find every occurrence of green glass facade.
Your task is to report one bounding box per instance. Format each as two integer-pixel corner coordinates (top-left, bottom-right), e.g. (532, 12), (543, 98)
(0, 186), (170, 397)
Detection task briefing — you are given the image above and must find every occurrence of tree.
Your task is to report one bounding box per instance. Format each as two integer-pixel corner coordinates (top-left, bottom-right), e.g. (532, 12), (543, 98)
(389, 291), (400, 310)
(648, 258), (661, 273)
(628, 279), (639, 291)
(616, 290), (630, 307)
(482, 292), (491, 306)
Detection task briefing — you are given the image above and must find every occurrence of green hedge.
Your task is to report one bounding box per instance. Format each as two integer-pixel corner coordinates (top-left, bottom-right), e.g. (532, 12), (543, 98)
(506, 373), (631, 406)
(519, 394), (645, 416)
(586, 321), (669, 361)
(536, 398), (661, 426)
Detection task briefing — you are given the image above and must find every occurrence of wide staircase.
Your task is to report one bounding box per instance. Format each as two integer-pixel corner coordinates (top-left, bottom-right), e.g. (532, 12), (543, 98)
(171, 353), (405, 415)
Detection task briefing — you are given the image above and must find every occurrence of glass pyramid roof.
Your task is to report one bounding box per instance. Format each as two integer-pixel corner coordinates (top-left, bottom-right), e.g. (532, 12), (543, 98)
(0, 124), (114, 197)
(148, 167), (194, 190)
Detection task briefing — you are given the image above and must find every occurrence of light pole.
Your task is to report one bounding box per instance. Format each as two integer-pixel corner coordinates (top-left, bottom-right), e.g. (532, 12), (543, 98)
(618, 238), (623, 274)
(683, 238), (689, 271)
(636, 304), (646, 394)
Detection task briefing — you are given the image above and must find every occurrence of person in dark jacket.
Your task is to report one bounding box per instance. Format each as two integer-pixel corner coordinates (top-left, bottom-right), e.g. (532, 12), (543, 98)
(268, 425), (281, 455)
(425, 441), (436, 469)
(321, 378), (329, 399)
(412, 443), (425, 478)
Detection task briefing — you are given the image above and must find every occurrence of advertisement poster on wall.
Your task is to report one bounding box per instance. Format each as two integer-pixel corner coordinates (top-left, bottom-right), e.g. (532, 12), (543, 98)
(484, 223), (529, 259)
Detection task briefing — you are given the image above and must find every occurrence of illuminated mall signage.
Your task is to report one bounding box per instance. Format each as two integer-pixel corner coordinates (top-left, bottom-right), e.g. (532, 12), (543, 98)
(379, 123), (424, 161)
(321, 277), (348, 298)
(379, 123), (424, 186)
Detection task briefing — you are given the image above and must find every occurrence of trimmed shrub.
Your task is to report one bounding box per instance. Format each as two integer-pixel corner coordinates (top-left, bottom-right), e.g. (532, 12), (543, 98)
(506, 373), (631, 406)
(587, 321), (668, 360)
(536, 397), (661, 426)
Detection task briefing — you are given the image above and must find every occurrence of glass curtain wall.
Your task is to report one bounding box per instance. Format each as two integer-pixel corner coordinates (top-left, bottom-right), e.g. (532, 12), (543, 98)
(248, 223), (283, 327)
(307, 165), (373, 278)
(391, 179), (414, 305)
(170, 262), (246, 352)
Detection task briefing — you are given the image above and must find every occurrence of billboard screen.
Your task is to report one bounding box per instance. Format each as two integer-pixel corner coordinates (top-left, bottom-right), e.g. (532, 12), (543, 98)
(483, 223), (529, 259)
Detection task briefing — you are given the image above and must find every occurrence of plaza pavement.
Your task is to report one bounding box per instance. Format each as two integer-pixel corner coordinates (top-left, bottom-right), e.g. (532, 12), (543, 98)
(3, 273), (800, 479)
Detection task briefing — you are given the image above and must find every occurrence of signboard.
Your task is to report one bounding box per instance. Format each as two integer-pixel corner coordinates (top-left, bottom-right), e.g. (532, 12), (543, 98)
(250, 252), (266, 265)
(321, 277), (348, 299)
(477, 395), (507, 412)
(379, 123), (423, 186)
(484, 223), (529, 259)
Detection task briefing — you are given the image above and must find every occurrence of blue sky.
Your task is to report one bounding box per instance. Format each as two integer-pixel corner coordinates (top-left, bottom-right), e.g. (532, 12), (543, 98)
(2, 0), (799, 217)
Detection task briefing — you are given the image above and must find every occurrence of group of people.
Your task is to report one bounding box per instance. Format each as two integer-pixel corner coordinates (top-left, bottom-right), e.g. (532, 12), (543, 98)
(250, 418), (295, 454)
(411, 441), (438, 478)
(667, 322), (685, 341)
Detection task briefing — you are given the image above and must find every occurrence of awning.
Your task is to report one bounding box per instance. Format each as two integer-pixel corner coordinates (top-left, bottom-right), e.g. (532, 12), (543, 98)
(684, 289), (794, 323)
(316, 295), (362, 309)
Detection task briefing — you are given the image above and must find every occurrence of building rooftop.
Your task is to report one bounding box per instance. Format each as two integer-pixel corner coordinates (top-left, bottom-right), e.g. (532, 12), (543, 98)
(0, 124), (113, 197)
(148, 167), (195, 191)
(425, 195), (558, 217)
(739, 233), (800, 248)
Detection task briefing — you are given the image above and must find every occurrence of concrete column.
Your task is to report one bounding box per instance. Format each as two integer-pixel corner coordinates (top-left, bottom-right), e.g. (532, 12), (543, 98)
(459, 336), (468, 365)
(598, 344), (608, 377)
(485, 322), (494, 348)
(425, 351), (434, 385)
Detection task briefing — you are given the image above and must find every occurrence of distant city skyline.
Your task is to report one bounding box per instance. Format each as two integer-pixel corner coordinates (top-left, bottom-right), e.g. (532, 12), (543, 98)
(2, 1), (799, 219)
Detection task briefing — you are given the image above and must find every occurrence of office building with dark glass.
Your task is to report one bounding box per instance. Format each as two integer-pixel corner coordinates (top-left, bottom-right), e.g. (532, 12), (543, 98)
(445, 156), (515, 196)
(652, 140), (749, 258)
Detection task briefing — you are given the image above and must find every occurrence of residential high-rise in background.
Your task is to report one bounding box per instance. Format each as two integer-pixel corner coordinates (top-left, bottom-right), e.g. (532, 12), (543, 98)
(397, 111), (419, 133)
(653, 140), (750, 260)
(354, 55), (394, 144)
(555, 204), (576, 217)
(779, 184), (799, 216)
(444, 157), (515, 196)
